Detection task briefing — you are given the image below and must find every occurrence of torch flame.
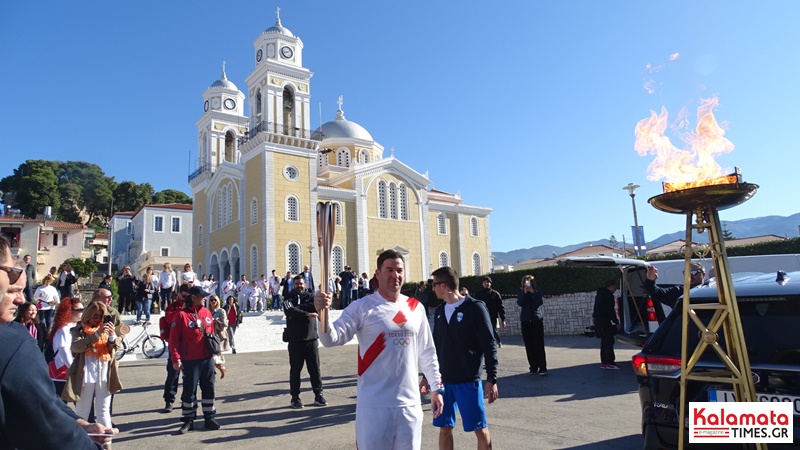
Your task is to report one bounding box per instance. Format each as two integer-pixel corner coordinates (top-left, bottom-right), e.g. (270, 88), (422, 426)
(634, 96), (734, 191)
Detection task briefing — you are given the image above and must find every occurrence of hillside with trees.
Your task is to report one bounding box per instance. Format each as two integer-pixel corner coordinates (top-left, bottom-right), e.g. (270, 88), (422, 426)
(0, 160), (191, 232)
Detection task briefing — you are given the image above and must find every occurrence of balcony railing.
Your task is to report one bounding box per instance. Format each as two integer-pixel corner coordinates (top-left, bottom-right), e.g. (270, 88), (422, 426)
(239, 121), (321, 145)
(188, 163), (213, 183)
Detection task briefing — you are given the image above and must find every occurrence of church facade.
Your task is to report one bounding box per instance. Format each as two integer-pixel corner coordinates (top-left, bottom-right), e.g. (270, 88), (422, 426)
(189, 13), (492, 285)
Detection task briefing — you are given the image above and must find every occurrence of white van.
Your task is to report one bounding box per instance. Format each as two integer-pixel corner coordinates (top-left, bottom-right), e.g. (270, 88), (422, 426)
(558, 254), (800, 346)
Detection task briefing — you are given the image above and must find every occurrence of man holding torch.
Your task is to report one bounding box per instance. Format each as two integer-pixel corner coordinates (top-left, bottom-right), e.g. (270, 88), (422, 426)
(314, 249), (443, 450)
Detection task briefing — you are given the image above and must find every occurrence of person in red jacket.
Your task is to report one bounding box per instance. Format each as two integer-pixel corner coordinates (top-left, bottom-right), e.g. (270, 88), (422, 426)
(168, 286), (220, 434)
(160, 284), (189, 413)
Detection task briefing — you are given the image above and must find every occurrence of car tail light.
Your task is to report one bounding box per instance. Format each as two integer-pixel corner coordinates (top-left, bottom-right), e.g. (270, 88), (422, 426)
(632, 353), (681, 376)
(645, 298), (658, 322)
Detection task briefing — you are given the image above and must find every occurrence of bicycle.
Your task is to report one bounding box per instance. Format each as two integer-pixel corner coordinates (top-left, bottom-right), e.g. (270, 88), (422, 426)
(115, 324), (167, 361)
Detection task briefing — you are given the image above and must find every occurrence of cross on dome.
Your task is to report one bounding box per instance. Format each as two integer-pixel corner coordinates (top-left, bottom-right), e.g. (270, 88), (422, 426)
(276, 6), (282, 25)
(222, 60), (227, 78)
(335, 95), (346, 120)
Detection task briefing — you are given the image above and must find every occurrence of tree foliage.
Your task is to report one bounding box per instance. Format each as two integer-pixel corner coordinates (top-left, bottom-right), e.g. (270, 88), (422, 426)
(152, 189), (192, 205)
(0, 160), (61, 218)
(114, 181), (154, 213)
(1, 160), (191, 227)
(64, 257), (98, 279)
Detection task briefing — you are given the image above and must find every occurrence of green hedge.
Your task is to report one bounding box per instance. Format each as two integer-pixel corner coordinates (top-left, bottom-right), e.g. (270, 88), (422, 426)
(644, 237), (800, 262)
(403, 265), (613, 299)
(399, 238), (800, 299)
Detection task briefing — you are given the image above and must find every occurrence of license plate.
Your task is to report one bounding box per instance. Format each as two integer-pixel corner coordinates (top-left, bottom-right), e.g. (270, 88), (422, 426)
(709, 389), (800, 416)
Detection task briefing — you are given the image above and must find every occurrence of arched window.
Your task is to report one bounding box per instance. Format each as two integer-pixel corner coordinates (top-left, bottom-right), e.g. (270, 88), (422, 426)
(378, 180), (387, 218)
(359, 149), (370, 164)
(332, 246), (344, 276)
(337, 148), (350, 167)
(251, 246), (258, 279)
(216, 184), (233, 229)
(470, 217), (479, 237)
(201, 132), (208, 167)
(287, 242), (301, 274)
(217, 191), (223, 229)
(251, 198), (258, 225)
(389, 183), (398, 219)
(399, 184), (408, 220)
(318, 151), (328, 168)
(198, 225), (203, 247)
(226, 183), (233, 224)
(438, 251), (449, 268)
(437, 213), (447, 235)
(224, 131), (235, 163)
(283, 86), (295, 136)
(472, 253), (482, 276)
(255, 89), (262, 123)
(286, 196), (299, 222)
(333, 202), (343, 226)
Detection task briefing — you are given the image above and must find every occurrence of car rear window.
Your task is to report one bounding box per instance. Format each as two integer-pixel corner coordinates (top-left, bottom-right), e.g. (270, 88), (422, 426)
(650, 297), (800, 365)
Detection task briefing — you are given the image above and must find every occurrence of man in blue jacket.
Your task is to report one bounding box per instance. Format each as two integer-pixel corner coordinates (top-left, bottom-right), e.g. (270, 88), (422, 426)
(426, 266), (498, 450)
(0, 235), (116, 449)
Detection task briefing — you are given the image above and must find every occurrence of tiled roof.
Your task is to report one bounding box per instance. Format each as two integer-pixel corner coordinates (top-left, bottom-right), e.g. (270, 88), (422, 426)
(44, 220), (86, 230)
(0, 216), (86, 229)
(131, 203), (193, 219)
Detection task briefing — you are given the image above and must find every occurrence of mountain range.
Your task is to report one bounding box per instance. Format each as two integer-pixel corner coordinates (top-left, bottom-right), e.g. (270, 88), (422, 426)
(493, 212), (800, 264)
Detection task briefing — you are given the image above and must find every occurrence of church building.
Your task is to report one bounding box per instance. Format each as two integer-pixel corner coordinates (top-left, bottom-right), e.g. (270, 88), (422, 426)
(189, 11), (492, 285)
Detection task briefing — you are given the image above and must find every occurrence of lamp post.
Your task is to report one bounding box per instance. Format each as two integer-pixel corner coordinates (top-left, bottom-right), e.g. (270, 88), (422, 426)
(622, 183), (642, 256)
(307, 244), (315, 272)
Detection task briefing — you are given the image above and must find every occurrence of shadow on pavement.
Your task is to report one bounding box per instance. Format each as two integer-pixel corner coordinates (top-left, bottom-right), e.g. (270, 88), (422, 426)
(559, 433), (642, 449)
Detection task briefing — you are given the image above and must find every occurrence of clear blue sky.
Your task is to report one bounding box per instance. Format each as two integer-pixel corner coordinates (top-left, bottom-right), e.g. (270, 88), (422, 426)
(2, 1), (799, 252)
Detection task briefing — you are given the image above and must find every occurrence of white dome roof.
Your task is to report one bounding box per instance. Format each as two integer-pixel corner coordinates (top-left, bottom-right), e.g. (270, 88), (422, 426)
(209, 68), (238, 91)
(264, 16), (294, 37)
(312, 110), (373, 141)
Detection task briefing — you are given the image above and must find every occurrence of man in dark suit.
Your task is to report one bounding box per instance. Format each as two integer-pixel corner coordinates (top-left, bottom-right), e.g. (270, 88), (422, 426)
(283, 275), (325, 409)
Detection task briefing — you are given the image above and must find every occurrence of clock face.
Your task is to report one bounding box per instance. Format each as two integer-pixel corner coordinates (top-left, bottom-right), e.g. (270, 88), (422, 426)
(280, 46), (293, 59)
(256, 49), (263, 62)
(204, 100), (209, 112)
(223, 99), (236, 110)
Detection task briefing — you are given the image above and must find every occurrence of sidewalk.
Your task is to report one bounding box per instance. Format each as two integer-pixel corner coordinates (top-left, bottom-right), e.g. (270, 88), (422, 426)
(109, 334), (643, 449)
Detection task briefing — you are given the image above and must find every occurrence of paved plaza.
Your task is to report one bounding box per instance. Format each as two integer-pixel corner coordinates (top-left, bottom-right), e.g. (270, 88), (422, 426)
(109, 334), (644, 449)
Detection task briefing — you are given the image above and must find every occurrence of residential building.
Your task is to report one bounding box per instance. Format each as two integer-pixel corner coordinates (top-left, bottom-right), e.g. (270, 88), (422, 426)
(110, 204), (193, 276)
(0, 216), (93, 282)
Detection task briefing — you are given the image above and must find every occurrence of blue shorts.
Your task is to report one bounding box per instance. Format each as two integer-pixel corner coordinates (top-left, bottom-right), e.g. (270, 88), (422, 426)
(432, 381), (488, 432)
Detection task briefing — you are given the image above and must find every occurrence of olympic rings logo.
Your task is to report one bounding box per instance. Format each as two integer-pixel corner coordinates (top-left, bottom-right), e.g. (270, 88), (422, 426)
(393, 338), (411, 348)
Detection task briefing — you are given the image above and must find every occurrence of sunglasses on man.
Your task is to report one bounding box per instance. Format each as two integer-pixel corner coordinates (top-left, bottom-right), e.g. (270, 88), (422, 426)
(683, 269), (704, 276)
(0, 265), (23, 284)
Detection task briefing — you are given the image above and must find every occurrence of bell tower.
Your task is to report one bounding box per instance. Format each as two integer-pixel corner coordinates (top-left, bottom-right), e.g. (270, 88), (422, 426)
(196, 62), (247, 173)
(245, 8), (313, 138)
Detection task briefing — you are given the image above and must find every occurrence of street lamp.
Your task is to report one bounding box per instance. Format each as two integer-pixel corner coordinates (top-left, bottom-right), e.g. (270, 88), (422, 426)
(622, 183), (642, 256)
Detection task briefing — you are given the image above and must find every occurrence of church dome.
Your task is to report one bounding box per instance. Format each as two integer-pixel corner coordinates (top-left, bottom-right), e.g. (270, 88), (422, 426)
(209, 67), (238, 91)
(264, 15), (294, 37)
(312, 109), (373, 141)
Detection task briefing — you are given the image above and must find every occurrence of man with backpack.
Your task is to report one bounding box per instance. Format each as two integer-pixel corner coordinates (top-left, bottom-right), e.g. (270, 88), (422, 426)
(160, 284), (189, 413)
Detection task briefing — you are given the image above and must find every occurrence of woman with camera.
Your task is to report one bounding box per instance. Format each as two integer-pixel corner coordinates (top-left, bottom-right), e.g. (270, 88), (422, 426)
(62, 301), (123, 431)
(517, 275), (548, 376)
(208, 295), (228, 378)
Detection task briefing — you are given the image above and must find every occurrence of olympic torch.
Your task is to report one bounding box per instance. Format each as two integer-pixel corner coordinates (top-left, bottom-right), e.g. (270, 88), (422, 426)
(316, 202), (335, 333)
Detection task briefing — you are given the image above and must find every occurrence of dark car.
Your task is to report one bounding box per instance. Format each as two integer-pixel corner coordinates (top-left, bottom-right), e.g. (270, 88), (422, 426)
(632, 271), (800, 449)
